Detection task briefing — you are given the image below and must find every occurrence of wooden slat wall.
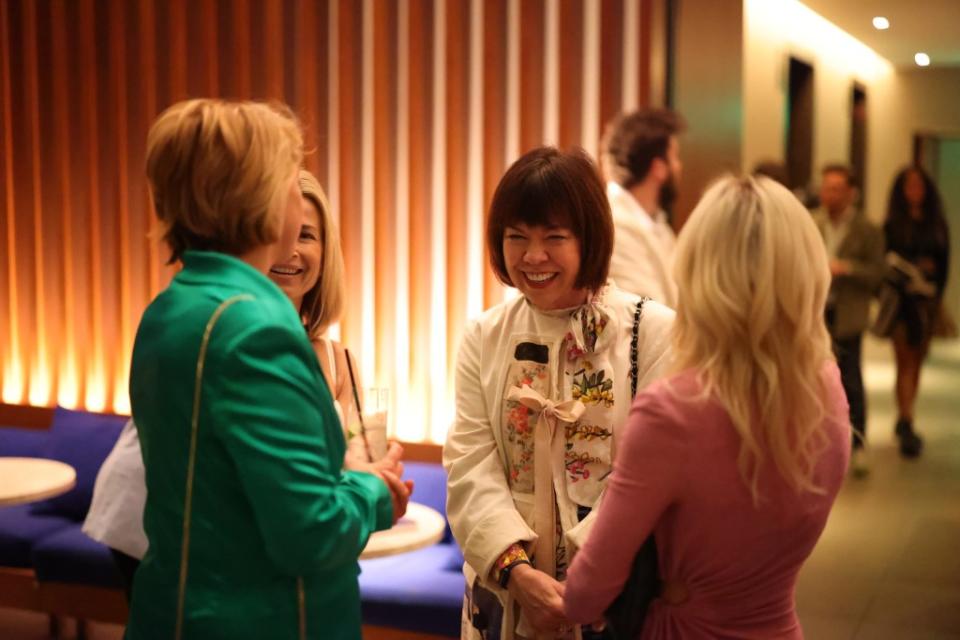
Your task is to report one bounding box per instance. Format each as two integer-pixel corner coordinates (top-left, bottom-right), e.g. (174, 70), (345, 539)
(0, 0), (655, 443)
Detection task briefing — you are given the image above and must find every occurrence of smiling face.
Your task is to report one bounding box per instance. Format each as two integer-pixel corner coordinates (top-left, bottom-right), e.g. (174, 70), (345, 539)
(503, 222), (587, 310)
(269, 196), (323, 311)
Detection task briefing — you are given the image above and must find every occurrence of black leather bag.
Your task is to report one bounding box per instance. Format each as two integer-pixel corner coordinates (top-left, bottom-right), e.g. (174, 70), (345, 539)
(604, 298), (660, 639)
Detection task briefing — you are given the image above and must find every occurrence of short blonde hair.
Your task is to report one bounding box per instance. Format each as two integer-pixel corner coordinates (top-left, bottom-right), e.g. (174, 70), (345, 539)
(298, 170), (345, 337)
(672, 175), (835, 503)
(146, 99), (303, 263)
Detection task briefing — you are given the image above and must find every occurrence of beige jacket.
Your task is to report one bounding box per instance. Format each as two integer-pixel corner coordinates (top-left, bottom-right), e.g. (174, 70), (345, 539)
(607, 182), (678, 308)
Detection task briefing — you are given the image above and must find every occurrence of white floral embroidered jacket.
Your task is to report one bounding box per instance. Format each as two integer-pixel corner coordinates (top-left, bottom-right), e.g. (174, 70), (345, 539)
(444, 285), (674, 639)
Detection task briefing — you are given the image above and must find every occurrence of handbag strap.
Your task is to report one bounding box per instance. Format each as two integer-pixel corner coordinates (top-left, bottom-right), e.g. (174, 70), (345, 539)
(175, 294), (252, 640)
(344, 348), (374, 463)
(629, 298), (648, 398)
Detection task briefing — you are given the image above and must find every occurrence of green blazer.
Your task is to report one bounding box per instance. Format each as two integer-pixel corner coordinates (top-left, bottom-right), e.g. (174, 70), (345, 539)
(127, 251), (392, 640)
(813, 208), (886, 339)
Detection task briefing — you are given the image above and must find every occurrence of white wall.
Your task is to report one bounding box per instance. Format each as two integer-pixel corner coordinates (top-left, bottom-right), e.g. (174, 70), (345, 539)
(742, 0), (909, 222)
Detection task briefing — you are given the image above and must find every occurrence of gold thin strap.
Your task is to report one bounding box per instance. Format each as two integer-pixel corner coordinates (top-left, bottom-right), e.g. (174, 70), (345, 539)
(175, 294), (252, 640)
(297, 576), (306, 639)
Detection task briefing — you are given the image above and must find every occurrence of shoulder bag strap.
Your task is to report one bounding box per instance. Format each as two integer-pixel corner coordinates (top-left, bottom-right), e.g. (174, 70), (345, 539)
(630, 298), (648, 398)
(175, 294), (252, 640)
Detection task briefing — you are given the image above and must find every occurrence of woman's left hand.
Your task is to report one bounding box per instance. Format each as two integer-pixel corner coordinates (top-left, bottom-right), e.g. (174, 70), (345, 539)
(379, 469), (414, 525)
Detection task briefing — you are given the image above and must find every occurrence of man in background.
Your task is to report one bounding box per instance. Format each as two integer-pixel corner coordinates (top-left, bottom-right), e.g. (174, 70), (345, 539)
(812, 164), (885, 476)
(600, 109), (685, 308)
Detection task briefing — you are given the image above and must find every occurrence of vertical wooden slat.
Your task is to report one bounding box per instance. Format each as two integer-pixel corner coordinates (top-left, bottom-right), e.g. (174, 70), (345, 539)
(445, 0), (470, 380)
(79, 0), (104, 411)
(200, 0), (219, 95)
(518, 0), (544, 154)
(110, 0), (132, 414)
(542, 0), (558, 145)
(558, 0), (584, 149)
(599, 0), (625, 131)
(361, 0), (376, 381)
(465, 0), (485, 321)
(140, 0), (161, 297)
(326, 0), (340, 229)
(622, 0), (639, 109)
(295, 0), (322, 181)
(393, 0), (410, 430)
(263, 0), (283, 99)
(233, 0), (252, 98)
(429, 0), (447, 440)
(407, 0), (433, 438)
(581, 0), (601, 154)
(50, 0), (77, 408)
(337, 0), (364, 350)
(0, 0), (22, 404)
(23, 0), (49, 406)
(169, 0), (187, 102)
(373, 0), (398, 386)
(640, 0), (653, 106)
(482, 0), (507, 309)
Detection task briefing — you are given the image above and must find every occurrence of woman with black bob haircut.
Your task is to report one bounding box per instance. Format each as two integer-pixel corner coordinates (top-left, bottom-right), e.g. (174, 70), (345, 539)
(444, 147), (674, 639)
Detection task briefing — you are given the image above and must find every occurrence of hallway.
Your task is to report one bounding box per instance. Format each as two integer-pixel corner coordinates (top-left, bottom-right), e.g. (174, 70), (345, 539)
(797, 337), (960, 638)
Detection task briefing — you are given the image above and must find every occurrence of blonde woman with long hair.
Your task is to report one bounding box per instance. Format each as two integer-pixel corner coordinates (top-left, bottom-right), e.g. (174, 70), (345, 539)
(564, 176), (850, 638)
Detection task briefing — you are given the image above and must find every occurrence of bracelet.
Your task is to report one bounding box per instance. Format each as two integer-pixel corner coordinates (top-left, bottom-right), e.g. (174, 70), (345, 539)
(498, 558), (531, 588)
(493, 543), (530, 584)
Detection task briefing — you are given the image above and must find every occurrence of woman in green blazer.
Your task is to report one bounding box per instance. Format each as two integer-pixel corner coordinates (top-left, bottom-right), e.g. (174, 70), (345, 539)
(127, 99), (408, 640)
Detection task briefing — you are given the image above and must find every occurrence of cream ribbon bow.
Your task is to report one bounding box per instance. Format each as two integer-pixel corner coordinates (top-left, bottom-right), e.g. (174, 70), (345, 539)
(506, 384), (585, 581)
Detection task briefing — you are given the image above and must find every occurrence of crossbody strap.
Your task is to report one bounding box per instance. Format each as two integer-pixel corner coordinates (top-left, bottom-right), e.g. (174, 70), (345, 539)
(175, 294), (252, 640)
(629, 298), (648, 398)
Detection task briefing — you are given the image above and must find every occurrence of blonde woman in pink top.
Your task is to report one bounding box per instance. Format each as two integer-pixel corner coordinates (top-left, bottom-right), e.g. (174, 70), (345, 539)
(564, 176), (851, 638)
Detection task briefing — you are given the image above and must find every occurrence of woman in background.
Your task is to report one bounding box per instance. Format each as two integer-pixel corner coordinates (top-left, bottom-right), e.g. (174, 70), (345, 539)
(125, 98), (408, 639)
(269, 170), (402, 469)
(444, 146), (674, 639)
(564, 176), (850, 638)
(882, 166), (951, 457)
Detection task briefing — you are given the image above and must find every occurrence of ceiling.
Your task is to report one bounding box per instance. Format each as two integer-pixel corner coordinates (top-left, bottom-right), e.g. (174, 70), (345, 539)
(800, 0), (960, 68)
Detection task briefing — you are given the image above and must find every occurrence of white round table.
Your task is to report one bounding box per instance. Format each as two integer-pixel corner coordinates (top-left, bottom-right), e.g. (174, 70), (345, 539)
(360, 502), (446, 559)
(0, 457), (77, 507)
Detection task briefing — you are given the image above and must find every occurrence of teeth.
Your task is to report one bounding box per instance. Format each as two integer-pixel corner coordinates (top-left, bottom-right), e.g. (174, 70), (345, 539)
(526, 273), (555, 282)
(271, 266), (301, 275)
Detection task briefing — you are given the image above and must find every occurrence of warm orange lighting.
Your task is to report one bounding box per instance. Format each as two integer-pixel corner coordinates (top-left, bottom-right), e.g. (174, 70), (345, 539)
(84, 362), (107, 413)
(2, 357), (24, 404)
(27, 353), (52, 407)
(57, 351), (79, 409)
(113, 386), (131, 416)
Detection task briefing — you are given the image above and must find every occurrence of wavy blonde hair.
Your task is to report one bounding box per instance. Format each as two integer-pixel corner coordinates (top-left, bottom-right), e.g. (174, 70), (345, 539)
(672, 175), (835, 503)
(146, 99), (303, 263)
(298, 170), (345, 338)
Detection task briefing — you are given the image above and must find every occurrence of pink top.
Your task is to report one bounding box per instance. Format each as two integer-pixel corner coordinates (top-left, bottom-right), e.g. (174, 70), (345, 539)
(564, 365), (850, 639)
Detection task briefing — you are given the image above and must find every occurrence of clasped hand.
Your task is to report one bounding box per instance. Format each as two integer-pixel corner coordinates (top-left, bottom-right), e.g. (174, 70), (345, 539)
(507, 563), (572, 633)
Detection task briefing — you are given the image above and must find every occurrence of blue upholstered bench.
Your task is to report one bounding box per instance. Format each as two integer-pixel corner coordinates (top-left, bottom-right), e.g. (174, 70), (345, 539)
(0, 408), (128, 615)
(1, 410), (466, 636)
(359, 461), (464, 637)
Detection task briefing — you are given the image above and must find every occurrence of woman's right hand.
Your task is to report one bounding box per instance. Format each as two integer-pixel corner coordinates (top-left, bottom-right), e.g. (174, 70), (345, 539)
(507, 563), (571, 633)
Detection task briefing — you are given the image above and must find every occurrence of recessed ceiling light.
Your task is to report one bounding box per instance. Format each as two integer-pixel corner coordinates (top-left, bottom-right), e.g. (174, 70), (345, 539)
(915, 52), (931, 67)
(872, 16), (890, 30)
